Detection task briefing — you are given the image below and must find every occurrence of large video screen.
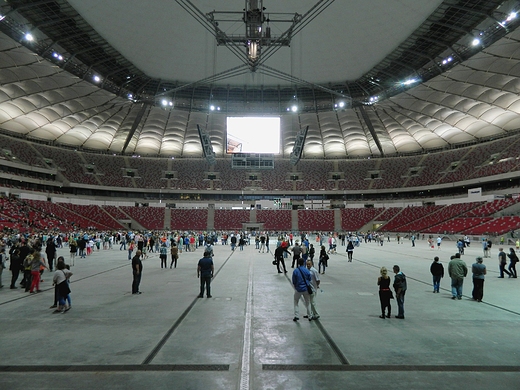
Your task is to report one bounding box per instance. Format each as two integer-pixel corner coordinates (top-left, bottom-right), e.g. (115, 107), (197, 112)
(226, 116), (280, 154)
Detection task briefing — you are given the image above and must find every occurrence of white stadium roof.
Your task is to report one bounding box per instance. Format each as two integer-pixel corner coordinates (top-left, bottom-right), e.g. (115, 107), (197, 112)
(0, 0), (519, 158)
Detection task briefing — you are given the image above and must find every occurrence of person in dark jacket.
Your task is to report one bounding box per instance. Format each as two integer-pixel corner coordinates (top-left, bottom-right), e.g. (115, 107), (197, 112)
(45, 237), (57, 271)
(507, 248), (519, 278)
(197, 250), (214, 298)
(9, 246), (22, 289)
(274, 245), (291, 274)
(393, 265), (407, 319)
(346, 240), (354, 262)
(430, 256), (444, 293)
(131, 250), (143, 294)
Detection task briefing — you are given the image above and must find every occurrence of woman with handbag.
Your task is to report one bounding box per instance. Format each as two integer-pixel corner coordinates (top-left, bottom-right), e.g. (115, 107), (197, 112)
(377, 267), (392, 319)
(318, 245), (328, 274)
(53, 261), (73, 313)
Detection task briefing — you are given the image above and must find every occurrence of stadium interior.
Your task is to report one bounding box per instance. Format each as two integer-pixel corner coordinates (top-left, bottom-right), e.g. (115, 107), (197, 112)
(1, 1), (520, 389)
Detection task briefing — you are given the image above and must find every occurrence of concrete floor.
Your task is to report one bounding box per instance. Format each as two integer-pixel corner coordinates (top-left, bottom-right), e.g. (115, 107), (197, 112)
(1, 238), (519, 390)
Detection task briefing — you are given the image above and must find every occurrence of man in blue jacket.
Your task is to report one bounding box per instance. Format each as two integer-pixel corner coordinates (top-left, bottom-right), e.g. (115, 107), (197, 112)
(292, 258), (313, 321)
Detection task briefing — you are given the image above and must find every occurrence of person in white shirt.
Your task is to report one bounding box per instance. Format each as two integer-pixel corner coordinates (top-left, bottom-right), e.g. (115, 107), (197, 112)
(306, 259), (321, 319)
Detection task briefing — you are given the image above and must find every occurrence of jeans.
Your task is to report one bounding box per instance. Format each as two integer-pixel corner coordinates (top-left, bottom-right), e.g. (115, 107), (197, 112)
(132, 272), (141, 293)
(200, 275), (212, 297)
(432, 275), (441, 292)
(396, 291), (405, 317)
(318, 259), (326, 273)
(499, 263), (511, 278)
(451, 278), (464, 298)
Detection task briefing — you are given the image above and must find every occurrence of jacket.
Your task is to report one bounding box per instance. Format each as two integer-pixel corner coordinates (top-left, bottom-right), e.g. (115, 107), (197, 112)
(448, 258), (468, 279)
(292, 266), (311, 293)
(430, 262), (444, 277)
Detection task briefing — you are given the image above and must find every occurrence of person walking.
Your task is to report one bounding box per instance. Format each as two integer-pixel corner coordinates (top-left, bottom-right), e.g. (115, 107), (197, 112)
(25, 245), (48, 294)
(377, 267), (392, 319)
(131, 250), (143, 295)
(45, 237), (57, 272)
(392, 265), (407, 319)
(309, 244), (315, 262)
(292, 258), (313, 322)
(448, 253), (468, 300)
(9, 247), (22, 289)
(197, 250), (214, 298)
(498, 247), (511, 278)
(274, 245), (290, 273)
(430, 256), (444, 293)
(318, 245), (328, 274)
(306, 259), (320, 320)
(291, 242), (302, 268)
(507, 248), (519, 278)
(471, 256), (486, 302)
(346, 240), (354, 262)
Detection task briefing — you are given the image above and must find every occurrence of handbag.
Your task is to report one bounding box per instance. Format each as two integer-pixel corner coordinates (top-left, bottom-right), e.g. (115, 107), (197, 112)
(57, 270), (71, 296)
(297, 267), (313, 295)
(57, 280), (71, 296)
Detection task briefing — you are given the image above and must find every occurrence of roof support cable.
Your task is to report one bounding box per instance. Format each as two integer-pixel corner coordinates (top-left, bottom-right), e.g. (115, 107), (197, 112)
(359, 105), (384, 157)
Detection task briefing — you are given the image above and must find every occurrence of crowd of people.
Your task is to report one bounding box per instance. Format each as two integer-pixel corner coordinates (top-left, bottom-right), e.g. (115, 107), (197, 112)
(0, 229), (518, 323)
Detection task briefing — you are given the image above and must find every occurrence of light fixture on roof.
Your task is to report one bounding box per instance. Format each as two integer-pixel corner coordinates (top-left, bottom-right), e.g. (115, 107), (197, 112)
(442, 56), (453, 65)
(472, 38), (481, 46)
(160, 99), (175, 107)
(93, 75), (101, 83)
(402, 78), (419, 86)
(286, 96), (300, 112)
(209, 104), (220, 111)
(24, 33), (34, 41)
(52, 52), (63, 61)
